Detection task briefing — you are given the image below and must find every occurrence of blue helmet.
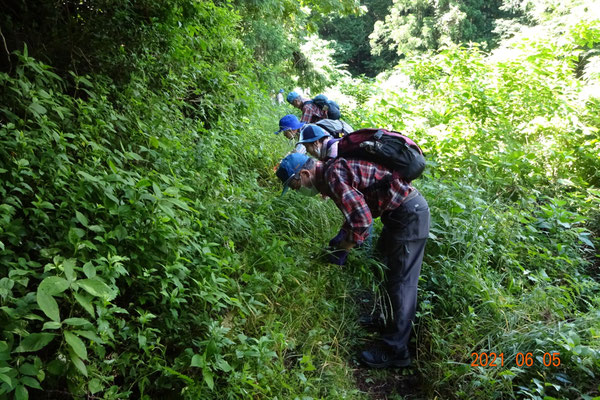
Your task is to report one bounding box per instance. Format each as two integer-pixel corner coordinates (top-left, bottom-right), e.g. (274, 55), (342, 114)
(298, 125), (330, 144)
(275, 153), (309, 194)
(286, 91), (301, 103)
(275, 114), (304, 134)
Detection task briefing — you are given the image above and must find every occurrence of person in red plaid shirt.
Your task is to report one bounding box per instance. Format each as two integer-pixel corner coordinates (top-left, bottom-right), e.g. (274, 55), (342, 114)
(286, 91), (328, 123)
(276, 152), (430, 368)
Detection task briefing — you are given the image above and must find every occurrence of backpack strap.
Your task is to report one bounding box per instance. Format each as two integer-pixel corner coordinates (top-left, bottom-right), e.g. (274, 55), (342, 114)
(325, 138), (342, 151)
(362, 171), (402, 194)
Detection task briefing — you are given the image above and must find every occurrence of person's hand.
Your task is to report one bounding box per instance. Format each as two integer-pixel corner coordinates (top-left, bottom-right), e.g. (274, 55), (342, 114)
(328, 249), (348, 266)
(328, 229), (346, 248)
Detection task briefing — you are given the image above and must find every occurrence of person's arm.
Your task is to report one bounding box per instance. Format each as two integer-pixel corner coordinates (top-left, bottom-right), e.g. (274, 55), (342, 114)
(326, 160), (372, 246)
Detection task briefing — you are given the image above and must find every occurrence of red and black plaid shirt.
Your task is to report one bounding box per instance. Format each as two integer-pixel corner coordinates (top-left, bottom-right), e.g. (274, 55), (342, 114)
(300, 99), (328, 123)
(316, 159), (414, 243)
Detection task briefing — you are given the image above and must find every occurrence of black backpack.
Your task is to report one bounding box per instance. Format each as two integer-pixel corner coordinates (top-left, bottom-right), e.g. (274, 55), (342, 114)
(336, 128), (426, 182)
(307, 94), (341, 120)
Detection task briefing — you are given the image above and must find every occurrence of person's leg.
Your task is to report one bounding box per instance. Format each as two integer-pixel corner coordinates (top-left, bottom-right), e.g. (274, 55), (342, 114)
(381, 194), (430, 351)
(360, 194), (429, 367)
(380, 238), (427, 352)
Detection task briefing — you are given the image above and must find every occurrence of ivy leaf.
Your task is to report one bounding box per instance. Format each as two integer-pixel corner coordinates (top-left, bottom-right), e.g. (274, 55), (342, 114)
(64, 331), (87, 360)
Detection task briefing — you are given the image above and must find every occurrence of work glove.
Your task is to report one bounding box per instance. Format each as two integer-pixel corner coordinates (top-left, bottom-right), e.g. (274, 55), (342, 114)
(328, 229), (346, 248)
(328, 249), (349, 266)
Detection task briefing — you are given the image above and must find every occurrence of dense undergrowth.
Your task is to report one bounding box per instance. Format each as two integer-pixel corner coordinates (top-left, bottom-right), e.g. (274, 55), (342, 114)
(1, 1), (599, 399)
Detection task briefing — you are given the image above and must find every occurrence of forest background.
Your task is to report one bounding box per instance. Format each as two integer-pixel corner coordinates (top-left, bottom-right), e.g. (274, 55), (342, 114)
(0, 0), (599, 399)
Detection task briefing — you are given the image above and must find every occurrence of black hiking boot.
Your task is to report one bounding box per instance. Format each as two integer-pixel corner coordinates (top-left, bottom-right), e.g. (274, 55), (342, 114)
(359, 343), (411, 368)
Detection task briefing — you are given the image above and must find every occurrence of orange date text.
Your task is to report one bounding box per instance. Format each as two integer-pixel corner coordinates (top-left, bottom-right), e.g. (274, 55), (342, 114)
(470, 352), (561, 367)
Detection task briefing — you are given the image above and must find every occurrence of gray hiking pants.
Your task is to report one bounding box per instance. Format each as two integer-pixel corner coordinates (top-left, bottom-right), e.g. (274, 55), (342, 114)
(377, 191), (430, 352)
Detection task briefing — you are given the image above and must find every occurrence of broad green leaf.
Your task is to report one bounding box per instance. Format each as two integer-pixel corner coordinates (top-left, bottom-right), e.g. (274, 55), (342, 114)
(14, 333), (56, 352)
(136, 178), (152, 188)
(203, 369), (214, 390)
(0, 373), (11, 386)
(108, 159), (118, 174)
(68, 227), (86, 244)
(77, 76), (93, 87)
(83, 262), (96, 278)
(77, 278), (114, 300)
(63, 259), (76, 282)
(63, 318), (92, 327)
(74, 330), (104, 344)
(21, 376), (42, 390)
(579, 234), (595, 248)
(74, 292), (95, 317)
(29, 102), (47, 115)
(19, 363), (38, 376)
(69, 352), (87, 377)
(149, 136), (159, 148)
(42, 321), (61, 330)
(88, 225), (105, 233)
(15, 384), (28, 400)
(38, 276), (69, 296)
(89, 378), (103, 394)
(77, 171), (100, 183)
(36, 291), (60, 322)
(75, 211), (88, 227)
(190, 354), (205, 368)
(64, 331), (87, 360)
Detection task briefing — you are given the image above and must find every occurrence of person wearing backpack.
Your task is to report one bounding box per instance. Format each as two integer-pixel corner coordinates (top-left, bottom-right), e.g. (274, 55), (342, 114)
(297, 125), (338, 160)
(314, 118), (354, 139)
(286, 91), (328, 123)
(275, 114), (307, 155)
(275, 149), (430, 369)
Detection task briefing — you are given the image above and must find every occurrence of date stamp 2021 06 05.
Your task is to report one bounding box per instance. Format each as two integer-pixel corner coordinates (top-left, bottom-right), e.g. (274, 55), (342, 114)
(470, 352), (562, 368)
